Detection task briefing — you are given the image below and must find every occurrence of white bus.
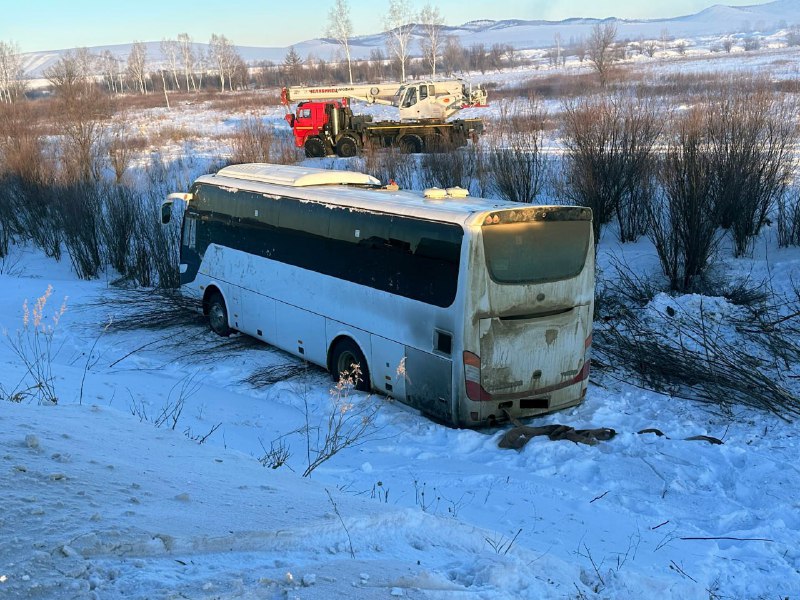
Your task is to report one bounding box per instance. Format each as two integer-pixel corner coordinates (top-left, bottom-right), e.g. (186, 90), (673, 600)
(162, 163), (594, 427)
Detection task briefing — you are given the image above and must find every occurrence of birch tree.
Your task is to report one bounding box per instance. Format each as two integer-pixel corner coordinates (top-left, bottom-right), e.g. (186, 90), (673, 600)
(384, 0), (415, 81)
(0, 41), (26, 103)
(160, 38), (181, 90)
(177, 33), (196, 91)
(209, 34), (240, 91)
(326, 0), (354, 84)
(418, 3), (443, 77)
(127, 41), (149, 94)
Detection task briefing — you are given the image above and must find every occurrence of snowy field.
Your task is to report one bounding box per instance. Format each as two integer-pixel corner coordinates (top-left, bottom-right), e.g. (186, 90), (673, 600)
(3, 43), (800, 600)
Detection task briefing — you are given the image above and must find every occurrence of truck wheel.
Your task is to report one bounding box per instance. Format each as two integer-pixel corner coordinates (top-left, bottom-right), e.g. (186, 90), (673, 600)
(304, 137), (326, 158)
(399, 134), (424, 154)
(336, 136), (358, 158)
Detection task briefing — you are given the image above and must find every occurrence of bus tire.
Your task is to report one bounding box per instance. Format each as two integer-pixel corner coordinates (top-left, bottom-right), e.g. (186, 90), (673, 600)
(336, 136), (358, 158)
(207, 291), (232, 337)
(399, 134), (424, 154)
(330, 338), (370, 392)
(304, 137), (326, 158)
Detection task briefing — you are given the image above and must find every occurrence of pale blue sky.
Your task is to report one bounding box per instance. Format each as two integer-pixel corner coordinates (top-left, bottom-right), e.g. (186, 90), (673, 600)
(2, 0), (770, 53)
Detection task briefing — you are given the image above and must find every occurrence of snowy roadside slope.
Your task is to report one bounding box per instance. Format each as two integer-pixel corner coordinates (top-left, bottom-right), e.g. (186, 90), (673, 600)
(1, 260), (799, 599)
(1, 401), (587, 600)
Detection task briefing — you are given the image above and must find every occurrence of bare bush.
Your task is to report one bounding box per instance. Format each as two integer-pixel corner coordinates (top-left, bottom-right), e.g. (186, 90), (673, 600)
(486, 97), (549, 203)
(587, 22), (618, 86)
(106, 122), (137, 183)
(560, 92), (662, 244)
(778, 191), (800, 247)
(101, 184), (140, 276)
(706, 85), (798, 256)
(244, 362), (320, 387)
(418, 145), (480, 191)
(56, 183), (103, 279)
(46, 50), (112, 184)
(361, 145), (416, 189)
(595, 301), (800, 420)
(230, 117), (274, 164)
(648, 108), (719, 292)
(300, 363), (381, 478)
(0, 103), (61, 258)
(8, 178), (62, 260)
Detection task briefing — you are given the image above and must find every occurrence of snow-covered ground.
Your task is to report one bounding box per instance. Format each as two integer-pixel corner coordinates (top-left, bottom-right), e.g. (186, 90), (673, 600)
(2, 209), (799, 600)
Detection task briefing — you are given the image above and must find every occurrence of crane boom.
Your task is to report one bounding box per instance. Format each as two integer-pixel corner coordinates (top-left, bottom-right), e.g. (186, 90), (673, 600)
(282, 79), (487, 121)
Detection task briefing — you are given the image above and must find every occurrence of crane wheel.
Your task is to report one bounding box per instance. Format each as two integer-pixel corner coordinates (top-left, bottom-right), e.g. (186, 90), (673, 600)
(304, 137), (326, 158)
(335, 136), (359, 158)
(399, 134), (424, 154)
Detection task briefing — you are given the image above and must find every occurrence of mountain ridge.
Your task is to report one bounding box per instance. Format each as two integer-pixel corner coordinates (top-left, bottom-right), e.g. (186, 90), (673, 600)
(18, 0), (799, 78)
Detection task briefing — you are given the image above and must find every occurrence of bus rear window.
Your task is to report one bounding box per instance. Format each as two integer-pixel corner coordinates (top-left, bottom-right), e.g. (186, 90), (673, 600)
(483, 220), (590, 284)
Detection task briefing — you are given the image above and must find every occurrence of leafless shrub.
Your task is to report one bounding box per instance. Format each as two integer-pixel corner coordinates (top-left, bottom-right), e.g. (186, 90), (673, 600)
(258, 437), (293, 470)
(706, 85), (798, 256)
(486, 97), (549, 203)
(149, 125), (196, 146)
(56, 183), (103, 279)
(648, 107), (719, 292)
(601, 255), (664, 309)
(587, 22), (618, 86)
(418, 145), (480, 191)
(100, 184), (139, 276)
(729, 281), (800, 369)
(45, 53), (112, 184)
(0, 103), (62, 259)
(7, 178), (62, 260)
(106, 122), (138, 183)
(361, 144), (416, 189)
(489, 73), (598, 102)
(594, 302), (800, 420)
(93, 288), (204, 332)
(230, 117), (275, 164)
(778, 191), (800, 247)
(743, 36), (761, 52)
(301, 364), (381, 478)
(254, 127), (303, 165)
(244, 362), (321, 387)
(128, 374), (218, 445)
(560, 92), (662, 244)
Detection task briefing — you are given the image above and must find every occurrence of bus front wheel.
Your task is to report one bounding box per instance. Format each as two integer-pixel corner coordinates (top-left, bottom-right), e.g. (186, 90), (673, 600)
(330, 339), (370, 392)
(207, 291), (232, 337)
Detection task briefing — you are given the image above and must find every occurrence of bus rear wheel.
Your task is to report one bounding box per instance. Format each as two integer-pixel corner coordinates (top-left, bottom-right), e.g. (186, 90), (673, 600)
(330, 339), (370, 392)
(304, 137), (326, 158)
(207, 291), (232, 337)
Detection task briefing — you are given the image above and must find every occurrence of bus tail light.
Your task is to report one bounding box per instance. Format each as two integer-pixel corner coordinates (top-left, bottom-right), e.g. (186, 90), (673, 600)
(463, 351), (493, 402)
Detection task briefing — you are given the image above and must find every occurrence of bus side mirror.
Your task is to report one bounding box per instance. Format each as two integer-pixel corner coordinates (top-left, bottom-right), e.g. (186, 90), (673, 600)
(161, 200), (173, 224)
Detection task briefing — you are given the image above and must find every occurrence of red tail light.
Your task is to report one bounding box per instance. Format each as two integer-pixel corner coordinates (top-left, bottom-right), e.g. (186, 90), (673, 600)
(463, 351), (493, 402)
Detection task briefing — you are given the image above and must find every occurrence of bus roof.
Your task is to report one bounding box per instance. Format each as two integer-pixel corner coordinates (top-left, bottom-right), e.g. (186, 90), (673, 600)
(196, 163), (556, 225)
(216, 163), (382, 187)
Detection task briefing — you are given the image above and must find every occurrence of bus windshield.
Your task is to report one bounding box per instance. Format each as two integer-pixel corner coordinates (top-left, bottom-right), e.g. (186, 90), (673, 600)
(482, 220), (591, 284)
